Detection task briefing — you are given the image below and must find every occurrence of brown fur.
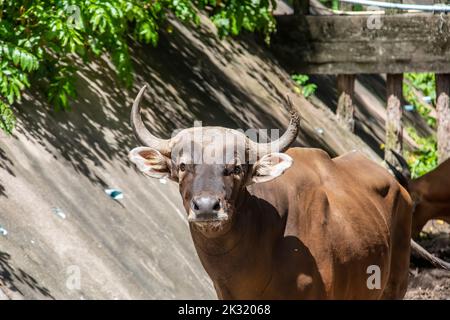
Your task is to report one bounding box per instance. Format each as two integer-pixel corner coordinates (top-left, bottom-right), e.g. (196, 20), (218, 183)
(191, 148), (412, 299)
(408, 158), (450, 237)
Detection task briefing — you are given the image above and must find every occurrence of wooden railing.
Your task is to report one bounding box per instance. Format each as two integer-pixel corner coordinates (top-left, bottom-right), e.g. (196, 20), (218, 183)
(271, 9), (450, 164)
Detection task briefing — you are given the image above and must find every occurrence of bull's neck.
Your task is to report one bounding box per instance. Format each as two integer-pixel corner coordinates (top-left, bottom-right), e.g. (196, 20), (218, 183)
(189, 188), (278, 298)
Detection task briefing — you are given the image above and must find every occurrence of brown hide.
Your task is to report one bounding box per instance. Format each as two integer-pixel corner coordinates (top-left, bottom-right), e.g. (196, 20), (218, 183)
(191, 148), (412, 299)
(409, 158), (450, 237)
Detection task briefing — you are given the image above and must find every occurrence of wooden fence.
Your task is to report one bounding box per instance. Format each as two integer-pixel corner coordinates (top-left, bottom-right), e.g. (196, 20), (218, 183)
(271, 5), (450, 165)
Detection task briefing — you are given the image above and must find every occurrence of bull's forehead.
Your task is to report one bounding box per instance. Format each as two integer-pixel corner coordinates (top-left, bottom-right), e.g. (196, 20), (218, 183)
(170, 127), (248, 164)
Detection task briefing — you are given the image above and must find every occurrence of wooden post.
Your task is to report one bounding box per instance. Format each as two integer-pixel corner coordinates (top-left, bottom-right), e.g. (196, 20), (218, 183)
(436, 73), (450, 163)
(293, 0), (310, 15)
(385, 74), (404, 166)
(336, 74), (355, 132)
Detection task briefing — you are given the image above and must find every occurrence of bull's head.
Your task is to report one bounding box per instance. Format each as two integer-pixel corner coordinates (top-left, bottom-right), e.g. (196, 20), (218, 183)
(129, 85), (300, 236)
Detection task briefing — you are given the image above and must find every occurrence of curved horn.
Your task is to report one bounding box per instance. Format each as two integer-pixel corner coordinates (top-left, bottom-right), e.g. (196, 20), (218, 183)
(389, 149), (411, 181)
(250, 95), (301, 156)
(131, 85), (171, 156)
(385, 158), (409, 189)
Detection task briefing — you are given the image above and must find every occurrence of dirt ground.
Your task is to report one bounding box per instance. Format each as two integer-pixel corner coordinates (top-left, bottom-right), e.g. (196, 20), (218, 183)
(405, 220), (450, 300)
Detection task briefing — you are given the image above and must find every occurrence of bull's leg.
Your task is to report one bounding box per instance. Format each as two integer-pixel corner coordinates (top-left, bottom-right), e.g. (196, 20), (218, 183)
(381, 191), (412, 300)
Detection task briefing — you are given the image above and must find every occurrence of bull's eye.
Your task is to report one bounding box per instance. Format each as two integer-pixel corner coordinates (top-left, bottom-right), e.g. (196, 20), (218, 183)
(233, 166), (241, 175)
(179, 163), (186, 172)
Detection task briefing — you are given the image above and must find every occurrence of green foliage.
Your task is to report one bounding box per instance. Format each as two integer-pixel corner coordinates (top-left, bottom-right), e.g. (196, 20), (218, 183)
(318, 0), (362, 11)
(0, 0), (277, 133)
(405, 127), (437, 179)
(403, 73), (436, 128)
(205, 0), (276, 42)
(0, 100), (15, 133)
(403, 73), (438, 178)
(319, 0), (340, 10)
(405, 73), (436, 99)
(291, 74), (317, 98)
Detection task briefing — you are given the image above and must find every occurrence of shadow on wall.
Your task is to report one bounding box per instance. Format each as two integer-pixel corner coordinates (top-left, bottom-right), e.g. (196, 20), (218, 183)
(0, 251), (54, 299)
(0, 146), (14, 197)
(9, 18), (299, 188)
(310, 74), (385, 156)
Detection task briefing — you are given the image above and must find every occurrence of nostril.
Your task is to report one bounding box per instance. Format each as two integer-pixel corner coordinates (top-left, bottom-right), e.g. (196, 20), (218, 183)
(212, 201), (221, 211)
(193, 201), (200, 211)
(192, 197), (221, 214)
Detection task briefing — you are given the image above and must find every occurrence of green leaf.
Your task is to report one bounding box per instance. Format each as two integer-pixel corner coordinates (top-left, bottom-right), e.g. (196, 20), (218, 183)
(0, 0), (277, 133)
(0, 101), (16, 134)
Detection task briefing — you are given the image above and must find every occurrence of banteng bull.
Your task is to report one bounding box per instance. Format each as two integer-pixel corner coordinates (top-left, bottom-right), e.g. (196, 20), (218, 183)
(129, 85), (439, 299)
(390, 152), (450, 238)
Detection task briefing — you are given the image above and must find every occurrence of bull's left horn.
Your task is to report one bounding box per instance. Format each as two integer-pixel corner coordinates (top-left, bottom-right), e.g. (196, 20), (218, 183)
(131, 85), (172, 156)
(251, 95), (301, 156)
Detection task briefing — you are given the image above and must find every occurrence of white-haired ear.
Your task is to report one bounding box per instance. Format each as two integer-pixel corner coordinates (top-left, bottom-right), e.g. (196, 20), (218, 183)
(129, 147), (171, 179)
(250, 153), (293, 184)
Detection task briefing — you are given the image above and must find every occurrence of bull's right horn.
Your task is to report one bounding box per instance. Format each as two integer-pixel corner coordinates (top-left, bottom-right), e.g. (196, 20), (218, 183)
(249, 94), (301, 156)
(130, 85), (172, 156)
(390, 149), (411, 182)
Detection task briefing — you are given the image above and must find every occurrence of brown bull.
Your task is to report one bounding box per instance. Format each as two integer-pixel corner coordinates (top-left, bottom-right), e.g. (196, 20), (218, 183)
(129, 85), (441, 299)
(390, 152), (450, 238)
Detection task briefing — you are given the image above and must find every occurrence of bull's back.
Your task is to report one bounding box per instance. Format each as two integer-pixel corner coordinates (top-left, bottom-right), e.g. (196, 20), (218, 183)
(250, 148), (412, 299)
(410, 158), (450, 236)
